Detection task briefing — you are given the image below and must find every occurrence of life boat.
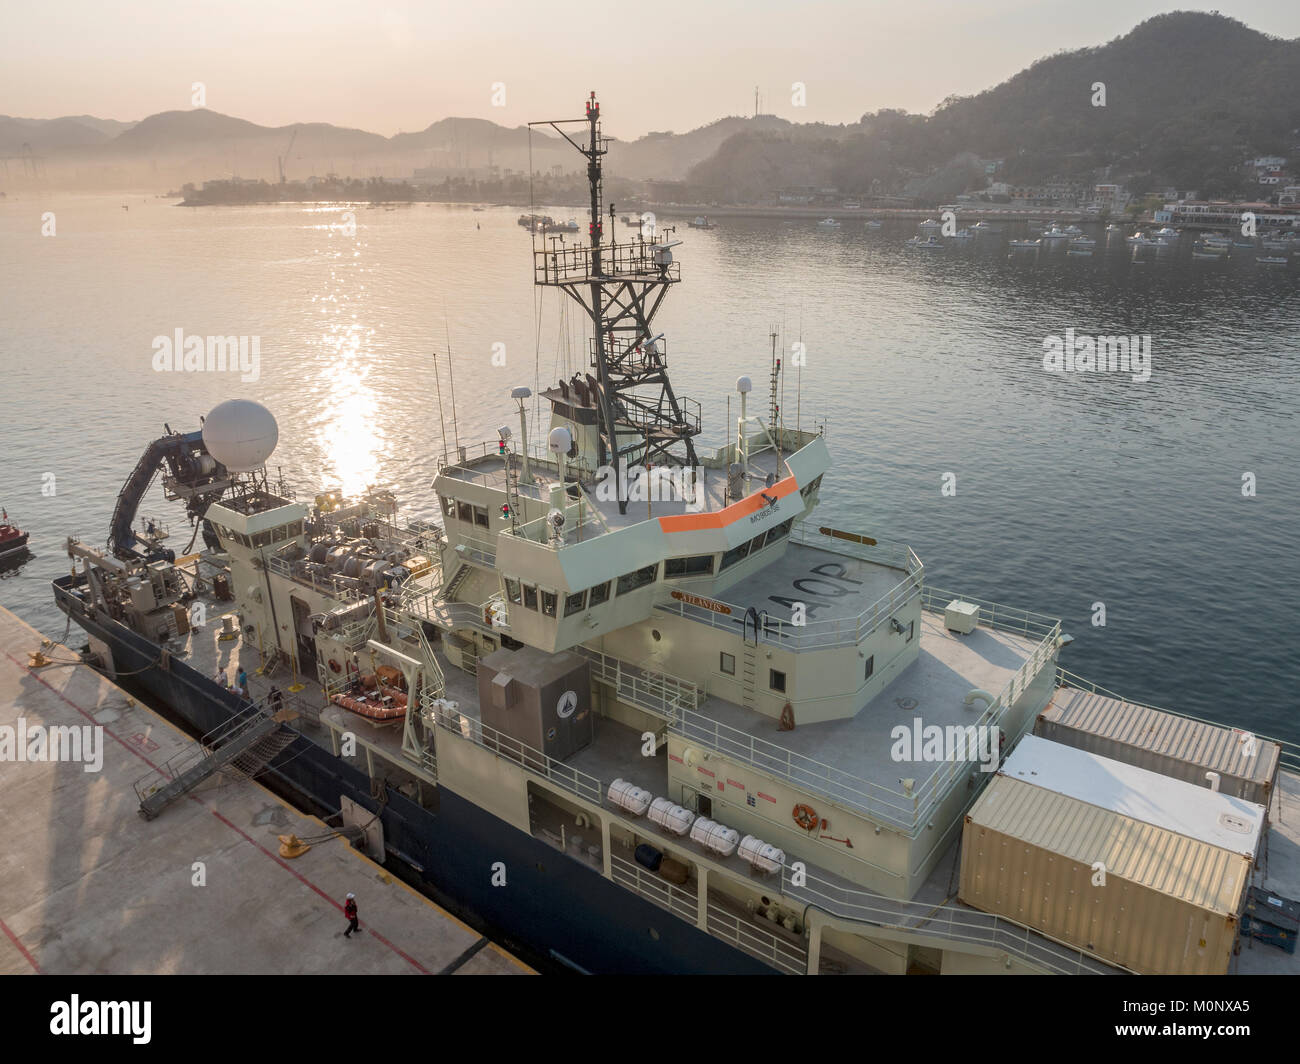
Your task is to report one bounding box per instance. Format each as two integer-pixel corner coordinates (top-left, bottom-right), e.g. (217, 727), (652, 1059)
(332, 684), (408, 721)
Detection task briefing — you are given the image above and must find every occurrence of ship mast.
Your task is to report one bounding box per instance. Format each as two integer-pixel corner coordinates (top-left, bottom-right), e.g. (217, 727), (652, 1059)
(530, 92), (700, 514)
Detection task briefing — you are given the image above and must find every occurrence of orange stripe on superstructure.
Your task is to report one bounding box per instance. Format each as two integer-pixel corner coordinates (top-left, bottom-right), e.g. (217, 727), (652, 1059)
(657, 476), (800, 533)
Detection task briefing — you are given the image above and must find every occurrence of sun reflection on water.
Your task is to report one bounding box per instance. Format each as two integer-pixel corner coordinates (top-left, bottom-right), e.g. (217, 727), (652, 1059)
(315, 314), (382, 498)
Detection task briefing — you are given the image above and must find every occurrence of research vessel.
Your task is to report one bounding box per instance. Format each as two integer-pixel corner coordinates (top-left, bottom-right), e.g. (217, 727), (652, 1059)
(53, 94), (1300, 975)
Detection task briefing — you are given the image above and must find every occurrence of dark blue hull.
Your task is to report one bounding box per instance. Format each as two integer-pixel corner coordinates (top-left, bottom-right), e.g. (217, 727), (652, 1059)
(53, 576), (775, 975)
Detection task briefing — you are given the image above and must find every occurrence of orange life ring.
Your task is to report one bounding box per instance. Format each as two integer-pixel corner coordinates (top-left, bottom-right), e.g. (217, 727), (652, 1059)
(793, 803), (818, 831)
(328, 658), (342, 674)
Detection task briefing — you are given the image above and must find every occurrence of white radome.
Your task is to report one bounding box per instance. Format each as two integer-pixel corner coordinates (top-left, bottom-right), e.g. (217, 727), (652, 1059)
(203, 399), (279, 472)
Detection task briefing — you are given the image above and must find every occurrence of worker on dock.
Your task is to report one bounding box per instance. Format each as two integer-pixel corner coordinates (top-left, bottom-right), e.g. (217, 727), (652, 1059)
(344, 893), (360, 938)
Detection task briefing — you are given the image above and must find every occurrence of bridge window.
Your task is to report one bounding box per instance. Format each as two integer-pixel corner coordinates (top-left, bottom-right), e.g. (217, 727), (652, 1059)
(617, 564), (658, 595)
(564, 590), (587, 616)
(906, 620), (915, 643)
(440, 496), (455, 518)
(665, 555), (714, 578)
(457, 501), (473, 523)
(589, 581), (610, 606)
(719, 539), (752, 571)
(864, 655), (874, 681)
(505, 578), (521, 605)
(769, 669), (786, 693)
(720, 652), (735, 675)
(541, 590), (557, 617)
(761, 518), (794, 547)
(523, 584), (538, 611)
(473, 505), (489, 528)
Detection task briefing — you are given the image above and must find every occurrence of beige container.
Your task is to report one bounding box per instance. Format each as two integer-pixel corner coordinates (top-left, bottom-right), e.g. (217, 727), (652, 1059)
(1036, 687), (1279, 806)
(960, 773), (1250, 974)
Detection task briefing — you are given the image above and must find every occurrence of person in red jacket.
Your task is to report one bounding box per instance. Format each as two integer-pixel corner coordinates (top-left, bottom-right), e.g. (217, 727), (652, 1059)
(344, 892), (360, 938)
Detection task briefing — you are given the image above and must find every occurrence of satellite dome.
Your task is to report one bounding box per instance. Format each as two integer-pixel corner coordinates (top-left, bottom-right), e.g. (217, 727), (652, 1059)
(548, 426), (573, 453)
(203, 399), (279, 472)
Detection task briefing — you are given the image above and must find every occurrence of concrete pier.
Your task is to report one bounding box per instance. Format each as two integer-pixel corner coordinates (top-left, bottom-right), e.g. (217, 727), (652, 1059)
(0, 606), (531, 975)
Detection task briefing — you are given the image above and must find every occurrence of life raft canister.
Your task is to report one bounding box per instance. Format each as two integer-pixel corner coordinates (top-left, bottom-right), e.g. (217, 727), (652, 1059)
(328, 658), (342, 674)
(793, 803), (818, 831)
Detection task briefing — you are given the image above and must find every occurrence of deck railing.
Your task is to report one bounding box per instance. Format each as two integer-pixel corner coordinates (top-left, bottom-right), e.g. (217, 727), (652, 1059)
(779, 866), (1123, 975)
(610, 852), (698, 925)
(705, 902), (808, 975)
(429, 703), (603, 806)
(666, 589), (1060, 833)
(1056, 668), (1300, 774)
(575, 646), (703, 720)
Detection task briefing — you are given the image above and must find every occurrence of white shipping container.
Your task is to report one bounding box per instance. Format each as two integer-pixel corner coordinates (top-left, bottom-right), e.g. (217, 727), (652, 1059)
(960, 737), (1260, 975)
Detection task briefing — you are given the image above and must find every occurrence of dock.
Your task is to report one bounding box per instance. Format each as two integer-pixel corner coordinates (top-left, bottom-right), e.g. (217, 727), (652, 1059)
(0, 606), (532, 976)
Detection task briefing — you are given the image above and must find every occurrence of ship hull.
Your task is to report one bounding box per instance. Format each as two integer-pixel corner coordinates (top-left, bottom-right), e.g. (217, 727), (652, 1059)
(52, 576), (776, 975)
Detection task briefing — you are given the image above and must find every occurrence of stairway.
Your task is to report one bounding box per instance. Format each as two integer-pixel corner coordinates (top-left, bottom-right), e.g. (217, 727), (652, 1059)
(740, 645), (758, 711)
(134, 709), (287, 820)
(443, 563), (472, 600)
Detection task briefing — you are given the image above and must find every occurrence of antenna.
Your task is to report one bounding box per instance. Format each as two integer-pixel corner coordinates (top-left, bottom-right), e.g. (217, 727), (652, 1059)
(444, 318), (460, 456)
(432, 349), (449, 465)
(796, 307), (803, 433)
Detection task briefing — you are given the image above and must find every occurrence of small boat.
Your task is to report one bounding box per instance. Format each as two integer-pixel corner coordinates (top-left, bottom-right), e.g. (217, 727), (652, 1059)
(1008, 238), (1040, 249)
(948, 229), (974, 241)
(332, 683), (409, 722)
(688, 216), (715, 229)
(558, 218), (580, 232)
(905, 235), (944, 249)
(1060, 224), (1084, 237)
(0, 511), (29, 560)
(864, 220), (883, 229)
(1234, 240), (1256, 249)
(1066, 247), (1093, 256)
(1069, 237), (1096, 249)
(1106, 223), (1124, 233)
(970, 221), (1002, 233)
(1191, 249), (1226, 261)
(1127, 231), (1159, 246)
(917, 218), (943, 230)
(1041, 227), (1071, 241)
(472, 206), (484, 212)
(1201, 234), (1231, 248)
(1152, 227), (1180, 244)
(1257, 256), (1289, 266)
(816, 218), (841, 229)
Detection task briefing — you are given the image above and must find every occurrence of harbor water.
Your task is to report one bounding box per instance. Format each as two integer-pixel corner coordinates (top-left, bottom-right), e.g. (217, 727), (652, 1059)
(1, 195), (1297, 739)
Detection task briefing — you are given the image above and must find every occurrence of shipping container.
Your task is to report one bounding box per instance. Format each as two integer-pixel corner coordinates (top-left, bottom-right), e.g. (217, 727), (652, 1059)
(1035, 687), (1279, 807)
(959, 737), (1264, 974)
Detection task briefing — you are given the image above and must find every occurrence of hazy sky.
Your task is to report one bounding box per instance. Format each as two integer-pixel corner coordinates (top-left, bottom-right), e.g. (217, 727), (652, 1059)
(4, 1), (1298, 138)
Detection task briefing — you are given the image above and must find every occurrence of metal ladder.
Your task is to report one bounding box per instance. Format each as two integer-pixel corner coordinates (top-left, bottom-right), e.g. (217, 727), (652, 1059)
(740, 646), (758, 710)
(133, 705), (292, 820)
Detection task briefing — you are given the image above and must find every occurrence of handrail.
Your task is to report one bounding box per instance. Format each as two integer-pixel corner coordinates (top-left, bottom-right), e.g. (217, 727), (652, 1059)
(1056, 668), (1300, 774)
(779, 865), (1125, 975)
(430, 703), (603, 805)
(920, 584), (1061, 639)
(575, 646), (703, 719)
(609, 852), (698, 924)
(667, 603), (1060, 833)
(656, 549), (923, 651)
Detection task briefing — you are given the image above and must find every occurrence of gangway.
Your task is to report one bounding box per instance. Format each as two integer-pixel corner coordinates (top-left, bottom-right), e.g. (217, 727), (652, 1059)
(133, 702), (296, 820)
